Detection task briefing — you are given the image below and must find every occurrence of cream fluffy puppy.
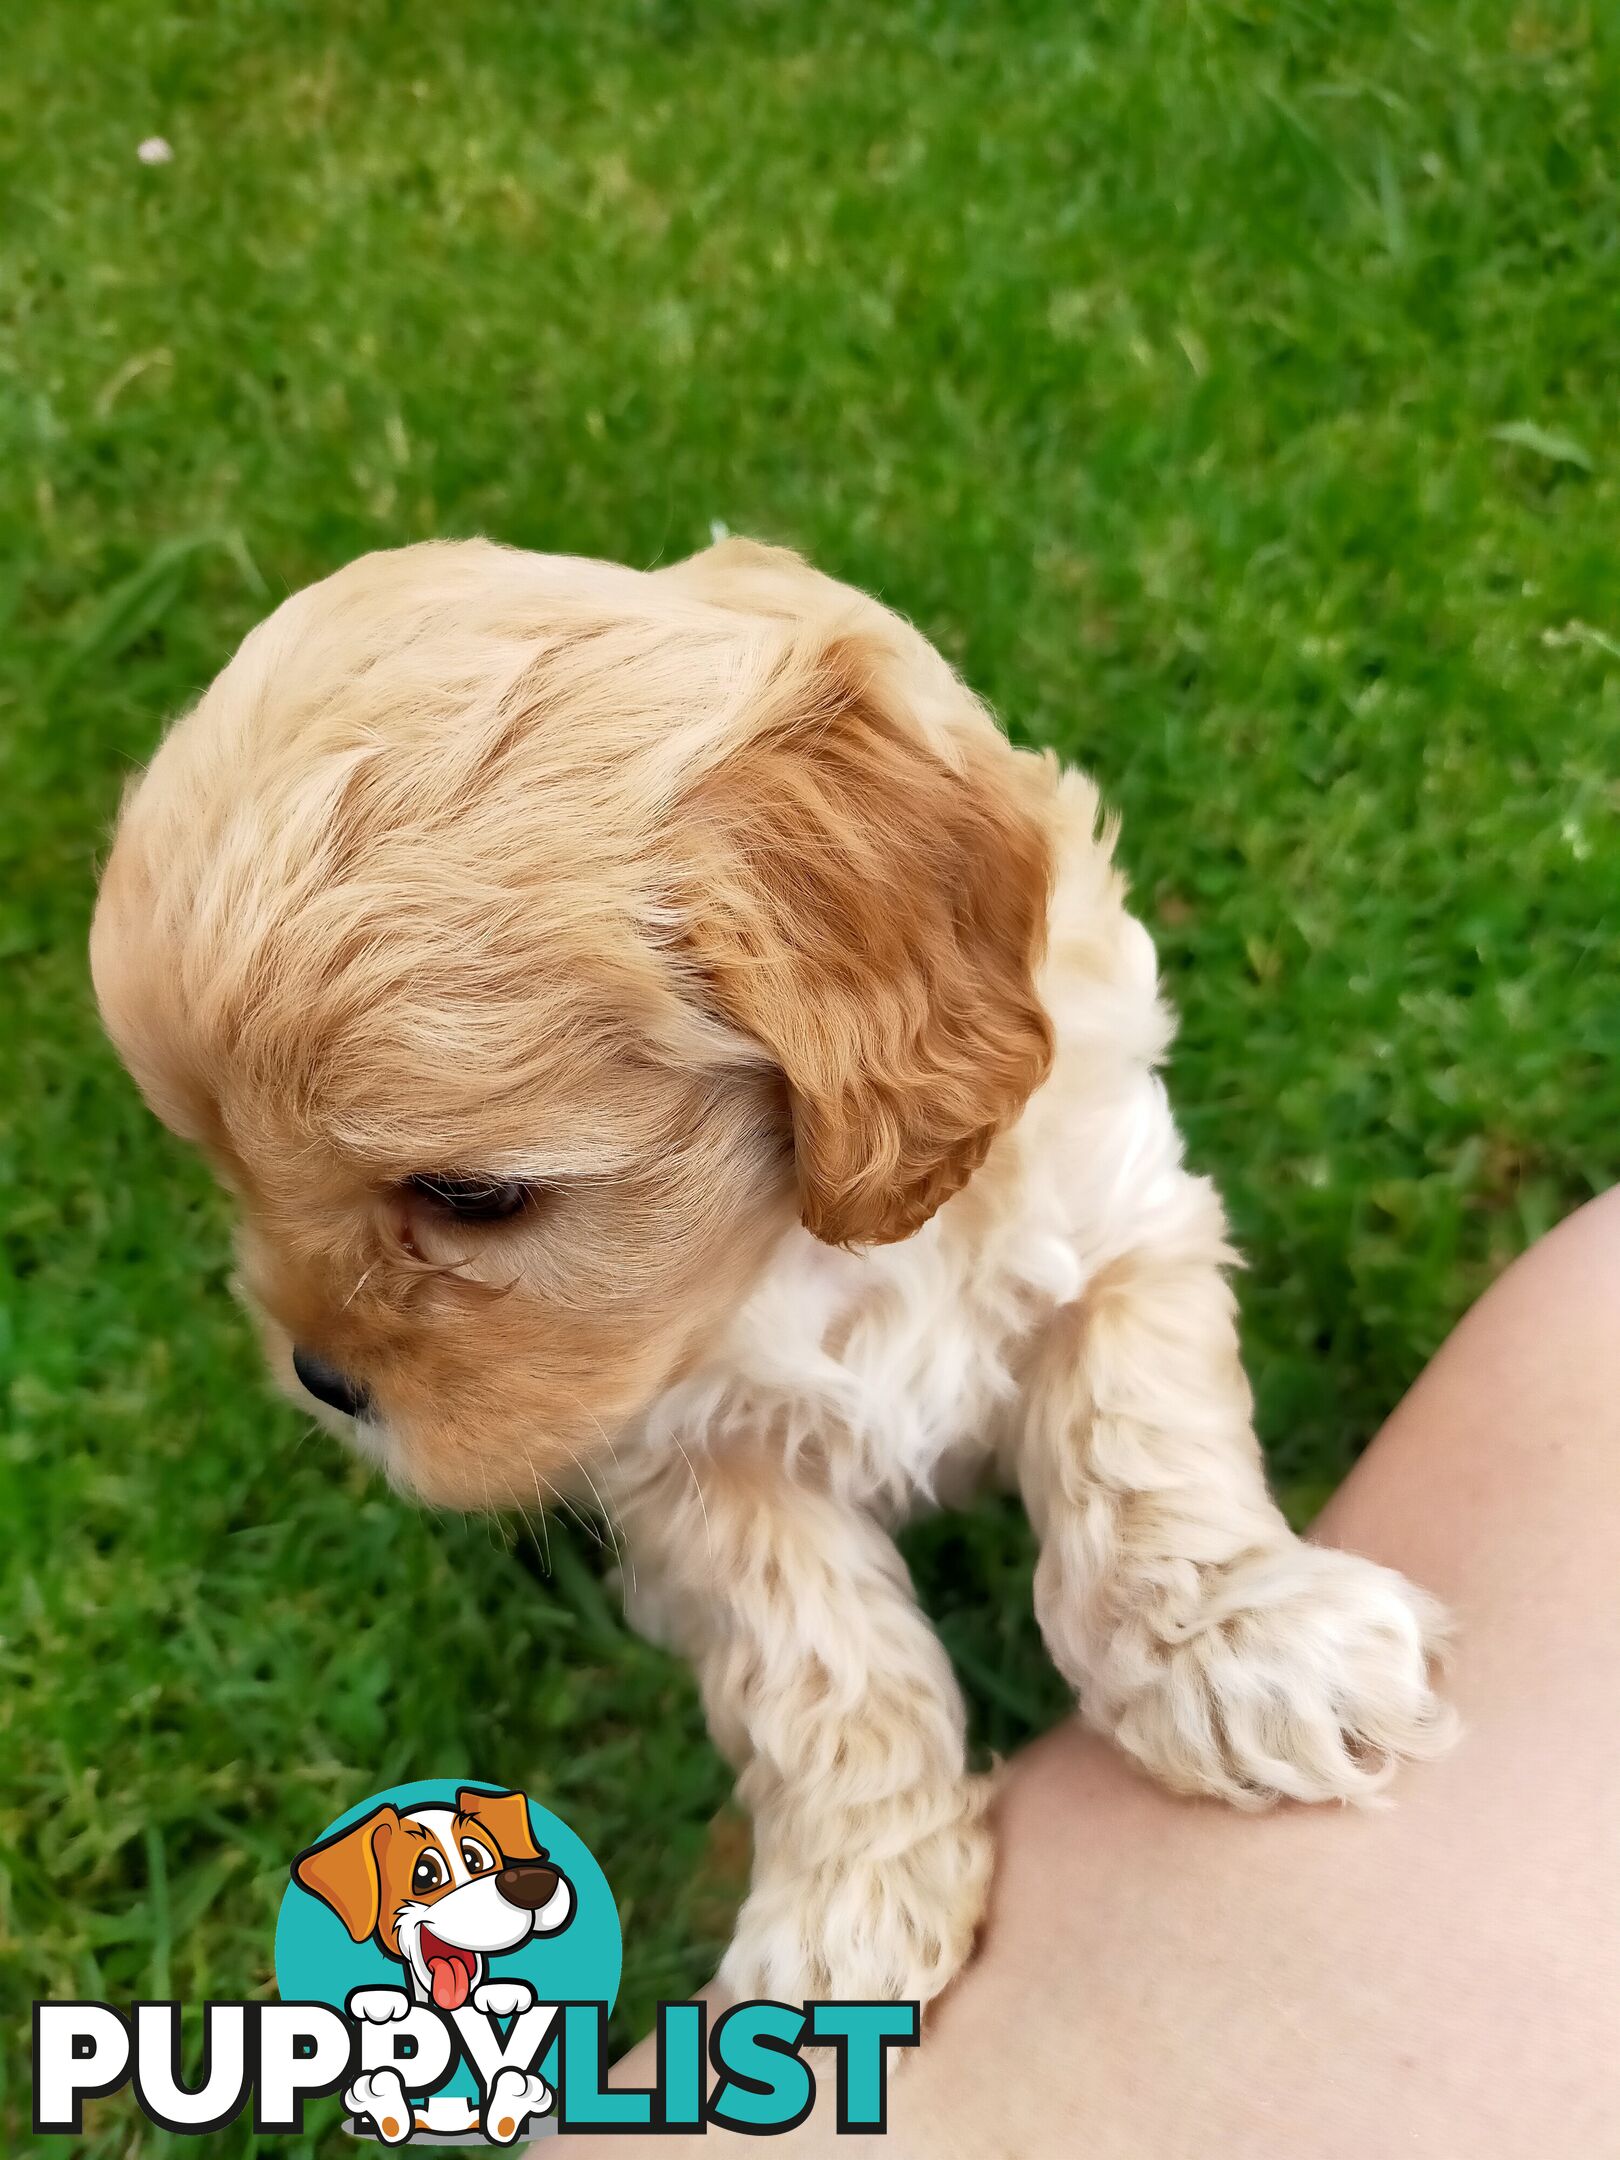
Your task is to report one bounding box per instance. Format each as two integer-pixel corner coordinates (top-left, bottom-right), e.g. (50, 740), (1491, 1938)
(91, 538), (1453, 2007)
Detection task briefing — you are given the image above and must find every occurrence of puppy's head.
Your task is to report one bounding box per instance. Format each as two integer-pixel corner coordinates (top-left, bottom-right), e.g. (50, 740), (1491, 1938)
(91, 538), (1054, 1505)
(293, 1787), (572, 2007)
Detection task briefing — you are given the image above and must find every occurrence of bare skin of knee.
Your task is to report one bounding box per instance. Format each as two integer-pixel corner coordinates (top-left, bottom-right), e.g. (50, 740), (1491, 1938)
(549, 1189), (1620, 2157)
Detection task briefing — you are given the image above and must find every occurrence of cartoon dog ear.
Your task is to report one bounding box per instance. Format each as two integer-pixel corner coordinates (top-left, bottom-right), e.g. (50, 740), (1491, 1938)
(455, 1787), (543, 1863)
(671, 623), (1056, 1248)
(291, 1804), (400, 1943)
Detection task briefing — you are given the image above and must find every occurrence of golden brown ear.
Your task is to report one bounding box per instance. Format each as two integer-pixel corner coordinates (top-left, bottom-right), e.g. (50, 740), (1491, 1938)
(291, 1804), (400, 1943)
(675, 627), (1055, 1247)
(455, 1786), (543, 1862)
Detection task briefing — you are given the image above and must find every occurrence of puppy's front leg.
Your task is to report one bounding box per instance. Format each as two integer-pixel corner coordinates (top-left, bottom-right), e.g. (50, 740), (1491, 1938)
(1019, 1136), (1455, 1805)
(618, 1457), (991, 2007)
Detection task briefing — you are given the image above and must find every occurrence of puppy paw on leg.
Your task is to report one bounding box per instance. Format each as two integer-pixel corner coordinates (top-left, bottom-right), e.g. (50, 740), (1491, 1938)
(483, 2068), (552, 2143)
(719, 1778), (994, 2008)
(345, 2068), (413, 2145)
(1098, 1541), (1457, 1807)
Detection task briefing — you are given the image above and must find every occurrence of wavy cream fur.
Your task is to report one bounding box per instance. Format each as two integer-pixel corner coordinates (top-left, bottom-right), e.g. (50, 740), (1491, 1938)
(91, 536), (1455, 2011)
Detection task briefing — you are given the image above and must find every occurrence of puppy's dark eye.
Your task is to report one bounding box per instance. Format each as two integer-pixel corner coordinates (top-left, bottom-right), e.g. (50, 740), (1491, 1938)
(406, 1174), (531, 1223)
(411, 1851), (447, 1896)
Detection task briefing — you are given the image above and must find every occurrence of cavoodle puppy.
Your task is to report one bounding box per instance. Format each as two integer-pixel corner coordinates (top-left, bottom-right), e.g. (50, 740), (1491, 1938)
(91, 537), (1454, 2006)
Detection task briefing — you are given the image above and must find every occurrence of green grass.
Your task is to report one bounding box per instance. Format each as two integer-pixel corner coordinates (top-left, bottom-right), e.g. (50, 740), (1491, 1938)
(3, 1), (1618, 2149)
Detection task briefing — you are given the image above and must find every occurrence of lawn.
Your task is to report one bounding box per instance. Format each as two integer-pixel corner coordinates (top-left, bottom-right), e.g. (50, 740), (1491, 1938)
(2, 0), (1617, 2149)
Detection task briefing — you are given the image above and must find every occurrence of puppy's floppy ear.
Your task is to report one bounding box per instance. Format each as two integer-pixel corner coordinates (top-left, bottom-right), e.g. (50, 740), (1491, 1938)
(455, 1786), (543, 1863)
(291, 1804), (400, 1943)
(675, 625), (1055, 1247)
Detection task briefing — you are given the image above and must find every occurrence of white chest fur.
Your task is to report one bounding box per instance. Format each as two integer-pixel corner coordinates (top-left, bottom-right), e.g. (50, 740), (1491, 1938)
(638, 1184), (1086, 1517)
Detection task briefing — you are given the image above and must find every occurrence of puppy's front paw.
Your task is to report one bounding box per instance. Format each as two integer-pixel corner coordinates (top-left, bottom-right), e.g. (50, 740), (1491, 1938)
(347, 1987), (411, 2024)
(719, 1778), (994, 2008)
(1101, 1541), (1456, 1806)
(345, 2068), (413, 2144)
(471, 1977), (535, 2018)
(483, 2068), (552, 2143)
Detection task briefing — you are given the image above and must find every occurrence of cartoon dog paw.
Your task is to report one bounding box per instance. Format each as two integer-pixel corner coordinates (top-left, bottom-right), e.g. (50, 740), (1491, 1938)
(348, 1987), (412, 2024)
(471, 1977), (536, 2018)
(346, 2068), (413, 2144)
(483, 2067), (552, 2143)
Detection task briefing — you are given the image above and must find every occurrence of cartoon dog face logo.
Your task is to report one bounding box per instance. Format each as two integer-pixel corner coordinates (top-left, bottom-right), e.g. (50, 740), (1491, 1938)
(293, 1786), (574, 2009)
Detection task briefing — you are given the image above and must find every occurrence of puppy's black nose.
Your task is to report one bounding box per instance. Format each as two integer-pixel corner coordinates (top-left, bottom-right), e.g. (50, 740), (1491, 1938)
(292, 1347), (371, 1420)
(496, 1860), (563, 1911)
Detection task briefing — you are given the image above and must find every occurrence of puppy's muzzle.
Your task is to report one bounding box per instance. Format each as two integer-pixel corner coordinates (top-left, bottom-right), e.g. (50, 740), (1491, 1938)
(496, 1861), (562, 1911)
(292, 1346), (371, 1420)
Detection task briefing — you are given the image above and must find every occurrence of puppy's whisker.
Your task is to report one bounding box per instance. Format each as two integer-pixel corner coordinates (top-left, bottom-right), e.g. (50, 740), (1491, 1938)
(669, 1435), (715, 1574)
(564, 1500), (608, 1550)
(477, 1461), (503, 1555)
(541, 1460), (612, 1562)
(341, 1259), (380, 1310)
(546, 1444), (607, 1547)
(573, 1439), (635, 1595)
(525, 1458), (555, 1579)
(589, 1457), (638, 1606)
(556, 1436), (633, 1603)
(588, 1424), (643, 1612)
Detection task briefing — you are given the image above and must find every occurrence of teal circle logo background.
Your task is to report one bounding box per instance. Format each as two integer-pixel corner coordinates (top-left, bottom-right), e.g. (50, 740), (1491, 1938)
(274, 1780), (620, 2100)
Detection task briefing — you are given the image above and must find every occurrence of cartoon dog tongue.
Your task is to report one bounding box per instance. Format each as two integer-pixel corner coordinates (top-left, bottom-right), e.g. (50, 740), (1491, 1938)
(428, 1950), (471, 2010)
